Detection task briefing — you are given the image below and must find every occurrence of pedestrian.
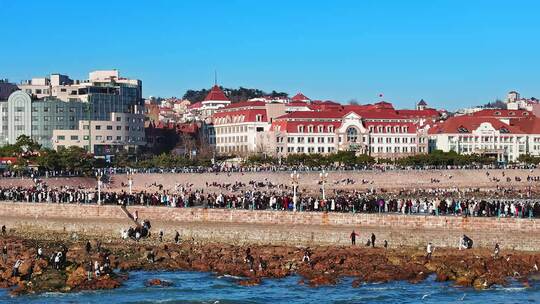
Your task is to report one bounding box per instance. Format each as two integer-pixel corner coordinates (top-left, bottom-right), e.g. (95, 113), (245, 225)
(85, 241), (92, 254)
(384, 240), (388, 249)
(12, 259), (22, 276)
(494, 243), (500, 259)
(371, 233), (376, 248)
(426, 242), (433, 261)
(37, 247), (43, 259)
(159, 230), (163, 242)
(1, 225), (5, 235)
(350, 230), (359, 246)
(2, 245), (7, 264)
(174, 230), (180, 244)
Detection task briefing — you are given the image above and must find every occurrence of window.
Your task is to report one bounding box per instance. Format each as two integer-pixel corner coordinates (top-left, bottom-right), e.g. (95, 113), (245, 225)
(15, 126), (24, 130)
(116, 136), (122, 140)
(96, 135), (103, 140)
(116, 116), (122, 121)
(69, 107), (75, 112)
(57, 136), (65, 140)
(106, 125), (113, 130)
(346, 127), (358, 143)
(83, 125), (89, 130)
(70, 135), (78, 140)
(15, 107), (24, 112)
(95, 125), (101, 130)
(106, 136), (112, 140)
(43, 107), (49, 112)
(116, 126), (121, 130)
(56, 116), (64, 121)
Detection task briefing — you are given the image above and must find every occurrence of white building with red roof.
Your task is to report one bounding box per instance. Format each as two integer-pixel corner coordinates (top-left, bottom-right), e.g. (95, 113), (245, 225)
(428, 116), (532, 162)
(212, 101), (286, 155)
(200, 85), (231, 118)
(271, 105), (428, 159)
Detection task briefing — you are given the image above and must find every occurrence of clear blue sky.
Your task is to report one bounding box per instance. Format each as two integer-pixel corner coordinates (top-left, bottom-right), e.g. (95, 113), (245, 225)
(1, 0), (539, 110)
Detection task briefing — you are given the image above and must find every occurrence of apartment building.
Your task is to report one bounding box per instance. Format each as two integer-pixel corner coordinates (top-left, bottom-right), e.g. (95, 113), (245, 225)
(1, 70), (145, 155)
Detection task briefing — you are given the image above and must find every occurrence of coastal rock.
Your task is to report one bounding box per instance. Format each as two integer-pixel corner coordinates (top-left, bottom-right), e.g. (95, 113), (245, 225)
(237, 278), (261, 286)
(144, 278), (173, 287)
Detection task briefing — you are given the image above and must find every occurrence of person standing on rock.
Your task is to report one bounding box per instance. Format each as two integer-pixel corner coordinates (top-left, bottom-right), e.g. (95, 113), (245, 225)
(371, 233), (376, 248)
(350, 230), (359, 246)
(85, 241), (92, 254)
(494, 243), (500, 259)
(2, 245), (7, 264)
(426, 242), (433, 261)
(174, 231), (180, 244)
(159, 230), (164, 242)
(12, 259), (22, 276)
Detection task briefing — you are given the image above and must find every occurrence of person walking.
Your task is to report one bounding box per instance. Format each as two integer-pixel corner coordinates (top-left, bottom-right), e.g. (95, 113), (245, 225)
(174, 230), (180, 244)
(371, 233), (376, 248)
(350, 230), (359, 246)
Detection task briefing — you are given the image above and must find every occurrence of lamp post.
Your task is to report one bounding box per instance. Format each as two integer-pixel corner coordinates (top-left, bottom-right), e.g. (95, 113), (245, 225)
(290, 170), (300, 212)
(96, 170), (103, 205)
(319, 170), (329, 201)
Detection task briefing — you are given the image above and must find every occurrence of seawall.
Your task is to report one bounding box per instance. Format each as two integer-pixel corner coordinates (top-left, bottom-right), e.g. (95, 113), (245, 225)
(1, 202), (539, 251)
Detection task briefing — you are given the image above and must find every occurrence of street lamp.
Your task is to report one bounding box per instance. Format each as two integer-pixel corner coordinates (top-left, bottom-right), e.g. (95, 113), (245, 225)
(290, 170), (300, 211)
(96, 170), (103, 205)
(319, 169), (329, 201)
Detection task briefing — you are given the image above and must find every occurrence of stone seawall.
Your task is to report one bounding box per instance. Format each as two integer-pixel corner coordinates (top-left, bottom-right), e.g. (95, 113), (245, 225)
(1, 202), (540, 251)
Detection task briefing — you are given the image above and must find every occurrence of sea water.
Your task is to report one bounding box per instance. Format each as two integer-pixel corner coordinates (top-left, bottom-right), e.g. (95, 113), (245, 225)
(0, 271), (539, 304)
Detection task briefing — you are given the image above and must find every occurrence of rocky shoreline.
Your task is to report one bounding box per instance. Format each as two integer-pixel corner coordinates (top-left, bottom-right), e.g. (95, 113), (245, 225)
(0, 229), (539, 296)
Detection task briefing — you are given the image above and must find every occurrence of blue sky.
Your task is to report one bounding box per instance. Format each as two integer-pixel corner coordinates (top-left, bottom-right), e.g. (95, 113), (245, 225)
(1, 0), (539, 110)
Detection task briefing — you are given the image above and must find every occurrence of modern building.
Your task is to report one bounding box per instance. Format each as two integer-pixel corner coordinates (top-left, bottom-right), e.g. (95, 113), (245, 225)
(2, 70), (145, 155)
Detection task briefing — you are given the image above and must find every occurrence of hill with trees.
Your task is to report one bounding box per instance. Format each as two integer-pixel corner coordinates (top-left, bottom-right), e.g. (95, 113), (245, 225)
(182, 87), (289, 103)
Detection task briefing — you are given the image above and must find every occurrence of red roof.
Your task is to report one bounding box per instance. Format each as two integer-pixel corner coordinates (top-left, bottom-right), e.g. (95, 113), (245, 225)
(204, 85), (230, 102)
(429, 116), (523, 134)
(511, 117), (540, 134)
(213, 108), (268, 123)
(291, 92), (310, 101)
(188, 101), (202, 110)
(221, 101), (266, 109)
(471, 109), (533, 118)
(396, 108), (441, 118)
(276, 110), (345, 120)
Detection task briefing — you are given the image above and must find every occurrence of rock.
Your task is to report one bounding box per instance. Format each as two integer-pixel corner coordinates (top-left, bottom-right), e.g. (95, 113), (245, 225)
(237, 278), (261, 286)
(144, 278), (173, 287)
(66, 266), (87, 289)
(308, 275), (338, 287)
(454, 276), (473, 287)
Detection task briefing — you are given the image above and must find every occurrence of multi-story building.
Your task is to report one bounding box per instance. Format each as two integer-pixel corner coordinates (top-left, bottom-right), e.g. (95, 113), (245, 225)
(271, 104), (429, 159)
(0, 80), (18, 101)
(2, 70), (145, 155)
(211, 99), (437, 159)
(428, 116), (529, 162)
(212, 101), (286, 155)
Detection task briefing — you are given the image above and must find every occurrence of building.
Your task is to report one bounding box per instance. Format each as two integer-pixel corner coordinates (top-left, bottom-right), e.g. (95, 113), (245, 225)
(271, 106), (428, 159)
(52, 112), (145, 155)
(211, 99), (437, 159)
(199, 85), (231, 119)
(427, 113), (540, 162)
(2, 70), (145, 155)
(0, 80), (18, 101)
(212, 101), (286, 155)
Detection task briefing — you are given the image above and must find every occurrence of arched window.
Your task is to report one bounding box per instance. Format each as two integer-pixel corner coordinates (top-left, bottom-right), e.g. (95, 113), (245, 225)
(346, 127), (358, 143)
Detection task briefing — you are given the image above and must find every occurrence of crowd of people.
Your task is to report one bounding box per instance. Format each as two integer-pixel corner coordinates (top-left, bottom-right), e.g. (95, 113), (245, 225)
(1, 180), (540, 218)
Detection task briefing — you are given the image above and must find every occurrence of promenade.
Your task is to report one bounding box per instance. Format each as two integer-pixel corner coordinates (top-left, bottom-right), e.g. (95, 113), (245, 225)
(2, 202), (540, 251)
